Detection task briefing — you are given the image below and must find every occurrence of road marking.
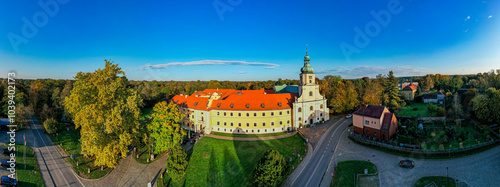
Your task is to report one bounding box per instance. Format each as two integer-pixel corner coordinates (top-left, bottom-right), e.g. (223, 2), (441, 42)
(305, 154), (325, 186)
(31, 119), (71, 187)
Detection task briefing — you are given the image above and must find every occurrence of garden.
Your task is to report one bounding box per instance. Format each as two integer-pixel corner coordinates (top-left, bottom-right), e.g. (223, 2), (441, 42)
(398, 103), (445, 117)
(395, 119), (494, 151)
(330, 160), (378, 187)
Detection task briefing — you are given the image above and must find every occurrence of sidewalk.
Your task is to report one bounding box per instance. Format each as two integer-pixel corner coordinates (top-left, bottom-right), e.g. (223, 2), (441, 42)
(281, 142), (313, 187)
(205, 131), (297, 141)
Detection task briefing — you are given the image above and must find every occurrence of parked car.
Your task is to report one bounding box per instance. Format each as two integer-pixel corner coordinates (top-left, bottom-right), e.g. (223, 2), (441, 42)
(0, 160), (16, 168)
(1, 149), (13, 156)
(0, 176), (17, 186)
(399, 160), (414, 168)
(346, 114), (352, 119)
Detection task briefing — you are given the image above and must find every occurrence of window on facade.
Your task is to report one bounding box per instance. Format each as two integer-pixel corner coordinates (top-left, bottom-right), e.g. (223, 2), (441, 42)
(192, 124), (194, 128)
(298, 117), (302, 121)
(271, 122), (274, 126)
(187, 123), (189, 126)
(271, 112), (274, 116)
(247, 123), (249, 127)
(224, 122), (227, 126)
(238, 113), (241, 117)
(262, 112), (265, 116)
(231, 122), (233, 126)
(230, 113), (233, 116)
(374, 132), (377, 136)
(310, 106), (313, 111)
(217, 112), (220, 116)
(254, 113), (257, 117)
(217, 121), (219, 126)
(320, 113), (323, 116)
(246, 130), (248, 133)
(258, 130), (260, 133)
(309, 91), (313, 96)
(254, 123), (257, 127)
(252, 130), (254, 133)
(280, 121), (283, 125)
(187, 114), (190, 118)
(263, 122), (266, 127)
(182, 122), (185, 126)
(265, 129), (267, 132)
(279, 111), (282, 115)
(230, 129), (232, 132)
(287, 111), (290, 115)
(309, 80), (312, 83)
(287, 120), (290, 124)
(224, 112), (226, 116)
(298, 108), (302, 112)
(366, 130), (369, 134)
(365, 120), (369, 125)
(238, 123), (241, 127)
(273, 129), (275, 132)
(247, 113), (249, 117)
(320, 104), (323, 109)
(202, 116), (204, 121)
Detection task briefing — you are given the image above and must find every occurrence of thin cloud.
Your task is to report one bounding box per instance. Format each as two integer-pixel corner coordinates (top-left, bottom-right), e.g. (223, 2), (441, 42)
(465, 29), (469, 32)
(265, 66), (276, 69)
(488, 15), (493, 19)
(140, 60), (279, 70)
(316, 66), (431, 78)
(466, 16), (470, 20)
(195, 70), (203, 72)
(233, 71), (248, 74)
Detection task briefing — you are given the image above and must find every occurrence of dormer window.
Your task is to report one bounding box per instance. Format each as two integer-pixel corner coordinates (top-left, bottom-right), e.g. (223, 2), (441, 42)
(261, 103), (265, 108)
(194, 102), (198, 106)
(217, 103), (221, 107)
(230, 103), (234, 108)
(246, 103), (250, 108)
(278, 102), (282, 107)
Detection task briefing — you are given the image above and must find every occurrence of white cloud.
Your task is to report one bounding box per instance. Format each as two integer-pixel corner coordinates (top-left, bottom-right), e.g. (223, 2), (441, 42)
(488, 15), (493, 19)
(315, 65), (431, 78)
(233, 71), (248, 74)
(467, 16), (470, 20)
(140, 60), (279, 70)
(265, 66), (276, 69)
(465, 29), (469, 32)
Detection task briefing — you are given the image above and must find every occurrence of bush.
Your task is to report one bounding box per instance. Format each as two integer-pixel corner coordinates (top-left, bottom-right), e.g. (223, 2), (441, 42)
(166, 145), (188, 185)
(436, 107), (446, 117)
(44, 118), (59, 135)
(253, 150), (287, 187)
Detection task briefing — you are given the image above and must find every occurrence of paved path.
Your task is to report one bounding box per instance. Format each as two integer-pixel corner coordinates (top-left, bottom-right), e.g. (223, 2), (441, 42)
(28, 116), (84, 187)
(290, 118), (351, 187)
(205, 131), (297, 141)
(325, 126), (500, 187)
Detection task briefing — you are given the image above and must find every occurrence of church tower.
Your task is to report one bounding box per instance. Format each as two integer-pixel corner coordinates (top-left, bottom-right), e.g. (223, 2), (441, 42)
(293, 45), (329, 129)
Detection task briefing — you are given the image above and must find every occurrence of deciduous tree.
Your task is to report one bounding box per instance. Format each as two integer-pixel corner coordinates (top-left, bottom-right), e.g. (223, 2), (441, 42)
(253, 150), (287, 187)
(166, 145), (188, 185)
(64, 60), (142, 168)
(150, 101), (185, 154)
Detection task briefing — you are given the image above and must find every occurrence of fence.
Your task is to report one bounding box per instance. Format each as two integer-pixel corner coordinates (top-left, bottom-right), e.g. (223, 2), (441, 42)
(349, 132), (500, 157)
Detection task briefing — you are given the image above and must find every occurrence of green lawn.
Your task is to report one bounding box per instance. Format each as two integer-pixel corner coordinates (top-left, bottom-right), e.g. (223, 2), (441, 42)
(13, 144), (45, 187)
(182, 134), (307, 187)
(399, 103), (436, 117)
(331, 160), (377, 187)
(413, 176), (456, 187)
(50, 125), (112, 179)
(211, 132), (287, 138)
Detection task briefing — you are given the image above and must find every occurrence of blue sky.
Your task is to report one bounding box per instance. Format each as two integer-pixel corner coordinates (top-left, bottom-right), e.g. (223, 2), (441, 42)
(1, 0), (499, 81)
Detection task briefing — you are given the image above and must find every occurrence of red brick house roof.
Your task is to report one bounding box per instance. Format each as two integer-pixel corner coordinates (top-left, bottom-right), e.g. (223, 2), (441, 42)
(353, 105), (386, 119)
(402, 83), (418, 91)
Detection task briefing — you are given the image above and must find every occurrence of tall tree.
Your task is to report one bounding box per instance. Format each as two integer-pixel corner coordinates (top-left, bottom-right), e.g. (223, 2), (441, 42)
(253, 150), (287, 187)
(423, 75), (434, 92)
(150, 101), (185, 154)
(384, 71), (403, 111)
(447, 94), (464, 119)
(64, 60), (143, 168)
(471, 94), (490, 123)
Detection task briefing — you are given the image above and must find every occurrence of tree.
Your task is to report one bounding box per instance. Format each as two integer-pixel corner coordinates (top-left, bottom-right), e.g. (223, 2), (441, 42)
(64, 60), (143, 168)
(384, 71), (403, 111)
(13, 104), (33, 129)
(471, 94), (490, 123)
(447, 94), (464, 119)
(166, 145), (188, 185)
(150, 101), (185, 154)
(44, 118), (59, 135)
(253, 150), (287, 187)
(423, 75), (434, 92)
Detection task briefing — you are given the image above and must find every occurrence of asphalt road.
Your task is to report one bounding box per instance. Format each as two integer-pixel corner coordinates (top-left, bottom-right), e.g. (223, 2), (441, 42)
(291, 118), (351, 187)
(29, 116), (84, 187)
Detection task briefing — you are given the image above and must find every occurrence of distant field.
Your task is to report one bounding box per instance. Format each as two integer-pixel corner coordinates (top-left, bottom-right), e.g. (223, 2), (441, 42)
(399, 103), (436, 117)
(211, 131), (287, 138)
(184, 134), (307, 186)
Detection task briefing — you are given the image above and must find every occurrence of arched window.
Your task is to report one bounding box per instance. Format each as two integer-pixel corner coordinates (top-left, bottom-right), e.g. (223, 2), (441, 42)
(320, 104), (323, 109)
(298, 107), (302, 112)
(298, 117), (302, 121)
(310, 106), (313, 111)
(309, 91), (313, 96)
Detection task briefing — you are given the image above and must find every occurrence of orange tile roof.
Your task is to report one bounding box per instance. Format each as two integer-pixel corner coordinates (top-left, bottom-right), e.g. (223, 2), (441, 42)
(402, 83), (418, 91)
(171, 95), (210, 111)
(173, 89), (297, 111)
(212, 93), (298, 111)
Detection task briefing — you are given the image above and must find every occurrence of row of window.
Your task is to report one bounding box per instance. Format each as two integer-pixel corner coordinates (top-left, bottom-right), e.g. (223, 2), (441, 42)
(216, 127), (290, 133)
(216, 110), (290, 117)
(216, 120), (290, 127)
(365, 120), (377, 125)
(297, 104), (324, 113)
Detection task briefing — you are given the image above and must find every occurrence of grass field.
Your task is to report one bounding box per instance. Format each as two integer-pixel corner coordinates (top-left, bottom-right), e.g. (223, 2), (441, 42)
(331, 160), (377, 187)
(50, 125), (112, 179)
(211, 131), (287, 138)
(413, 176), (456, 187)
(182, 134), (307, 187)
(14, 144), (45, 187)
(399, 103), (436, 117)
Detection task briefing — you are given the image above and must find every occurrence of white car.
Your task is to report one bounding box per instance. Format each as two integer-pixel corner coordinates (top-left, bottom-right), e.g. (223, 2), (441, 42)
(346, 114), (352, 119)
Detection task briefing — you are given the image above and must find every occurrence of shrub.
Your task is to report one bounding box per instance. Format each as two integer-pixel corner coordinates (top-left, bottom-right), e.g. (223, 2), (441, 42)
(253, 150), (287, 187)
(44, 118), (59, 135)
(436, 107), (446, 117)
(166, 145), (188, 185)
